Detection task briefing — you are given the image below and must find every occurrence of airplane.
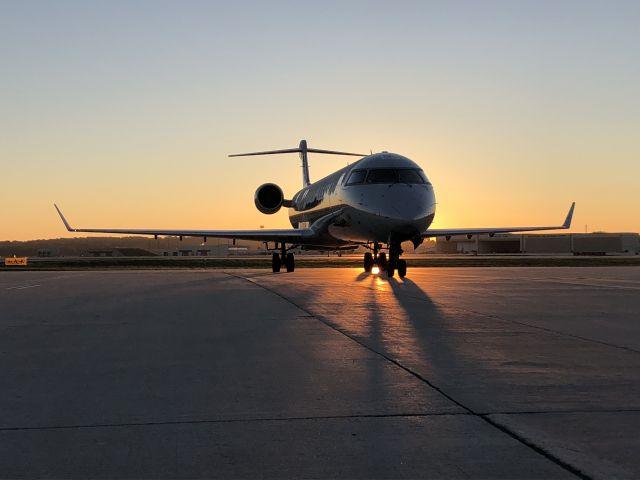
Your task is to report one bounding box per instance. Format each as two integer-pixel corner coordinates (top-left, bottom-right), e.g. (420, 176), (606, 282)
(55, 139), (575, 278)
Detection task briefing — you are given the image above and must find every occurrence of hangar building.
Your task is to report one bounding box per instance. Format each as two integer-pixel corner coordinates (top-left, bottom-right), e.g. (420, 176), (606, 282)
(435, 233), (639, 255)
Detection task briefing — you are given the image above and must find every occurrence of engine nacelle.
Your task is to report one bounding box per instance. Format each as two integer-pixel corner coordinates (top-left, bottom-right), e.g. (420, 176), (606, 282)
(254, 183), (286, 215)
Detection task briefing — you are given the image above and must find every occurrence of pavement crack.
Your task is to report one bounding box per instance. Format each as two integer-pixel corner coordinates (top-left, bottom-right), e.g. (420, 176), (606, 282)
(0, 412), (470, 433)
(480, 414), (590, 480)
(231, 273), (592, 480)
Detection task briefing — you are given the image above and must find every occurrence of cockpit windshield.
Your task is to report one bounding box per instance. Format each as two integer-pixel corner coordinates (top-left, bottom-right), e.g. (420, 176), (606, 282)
(397, 169), (424, 184)
(346, 168), (429, 185)
(346, 170), (367, 185)
(366, 169), (397, 183)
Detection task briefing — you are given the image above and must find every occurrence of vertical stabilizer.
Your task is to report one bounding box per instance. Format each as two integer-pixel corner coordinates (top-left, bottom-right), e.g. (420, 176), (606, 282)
(299, 139), (310, 187)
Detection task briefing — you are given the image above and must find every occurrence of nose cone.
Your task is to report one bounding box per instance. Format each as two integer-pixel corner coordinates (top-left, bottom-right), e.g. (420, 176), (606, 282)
(388, 185), (433, 221)
(348, 183), (435, 225)
(340, 152), (436, 237)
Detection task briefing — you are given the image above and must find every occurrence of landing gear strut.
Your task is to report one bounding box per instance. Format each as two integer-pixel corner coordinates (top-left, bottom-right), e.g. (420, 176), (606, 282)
(272, 244), (295, 273)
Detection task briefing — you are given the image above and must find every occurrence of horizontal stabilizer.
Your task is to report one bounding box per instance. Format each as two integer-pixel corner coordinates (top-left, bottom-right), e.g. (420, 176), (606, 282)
(228, 148), (302, 157)
(229, 147), (365, 157)
(229, 139), (365, 187)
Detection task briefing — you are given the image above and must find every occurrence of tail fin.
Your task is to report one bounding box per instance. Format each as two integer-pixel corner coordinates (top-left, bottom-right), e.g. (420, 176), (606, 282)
(229, 139), (365, 187)
(299, 140), (310, 187)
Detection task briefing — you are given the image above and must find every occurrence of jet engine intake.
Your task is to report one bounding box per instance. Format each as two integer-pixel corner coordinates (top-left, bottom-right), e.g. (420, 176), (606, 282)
(254, 183), (289, 214)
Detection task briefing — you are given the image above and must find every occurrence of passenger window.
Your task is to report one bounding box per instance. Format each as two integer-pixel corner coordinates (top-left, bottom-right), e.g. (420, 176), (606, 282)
(397, 169), (425, 184)
(366, 169), (397, 183)
(346, 170), (367, 185)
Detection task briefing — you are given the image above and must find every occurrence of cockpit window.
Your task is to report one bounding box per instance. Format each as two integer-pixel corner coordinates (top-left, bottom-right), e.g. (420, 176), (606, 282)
(366, 169), (397, 183)
(346, 170), (367, 185)
(345, 168), (429, 185)
(397, 169), (425, 184)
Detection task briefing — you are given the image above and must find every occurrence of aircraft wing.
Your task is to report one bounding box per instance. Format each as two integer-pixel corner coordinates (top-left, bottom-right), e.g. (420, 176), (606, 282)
(422, 202), (575, 238)
(54, 204), (316, 243)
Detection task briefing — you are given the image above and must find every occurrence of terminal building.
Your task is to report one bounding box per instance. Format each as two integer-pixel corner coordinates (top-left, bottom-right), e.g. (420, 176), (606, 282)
(435, 233), (640, 255)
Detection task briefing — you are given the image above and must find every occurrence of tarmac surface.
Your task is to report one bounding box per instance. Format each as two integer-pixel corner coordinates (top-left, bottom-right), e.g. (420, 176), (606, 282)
(1, 267), (639, 479)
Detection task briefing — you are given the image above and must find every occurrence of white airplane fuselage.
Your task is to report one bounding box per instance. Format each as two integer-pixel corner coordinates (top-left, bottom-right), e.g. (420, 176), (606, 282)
(287, 152), (436, 246)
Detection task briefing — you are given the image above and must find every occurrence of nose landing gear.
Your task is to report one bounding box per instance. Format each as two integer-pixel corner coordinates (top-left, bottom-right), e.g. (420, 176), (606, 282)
(363, 243), (386, 272)
(396, 258), (407, 278)
(362, 242), (407, 278)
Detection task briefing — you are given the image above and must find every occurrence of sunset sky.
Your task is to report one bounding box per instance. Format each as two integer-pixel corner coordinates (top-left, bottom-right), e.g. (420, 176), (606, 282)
(2, 1), (639, 241)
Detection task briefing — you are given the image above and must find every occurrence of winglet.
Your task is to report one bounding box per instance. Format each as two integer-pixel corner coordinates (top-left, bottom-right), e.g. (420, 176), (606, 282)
(563, 202), (576, 229)
(54, 204), (75, 232)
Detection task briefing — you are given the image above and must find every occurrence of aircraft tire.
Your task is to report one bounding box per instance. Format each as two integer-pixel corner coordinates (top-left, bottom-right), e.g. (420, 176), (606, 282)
(377, 252), (388, 271)
(397, 259), (407, 278)
(386, 260), (395, 278)
(285, 253), (295, 272)
(272, 253), (281, 273)
(364, 252), (374, 272)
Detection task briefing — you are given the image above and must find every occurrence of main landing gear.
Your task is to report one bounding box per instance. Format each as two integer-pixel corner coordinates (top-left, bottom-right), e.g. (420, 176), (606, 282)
(271, 244), (295, 273)
(363, 242), (407, 278)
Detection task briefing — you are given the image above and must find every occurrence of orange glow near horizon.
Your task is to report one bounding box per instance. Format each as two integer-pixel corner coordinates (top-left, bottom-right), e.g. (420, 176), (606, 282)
(2, 147), (637, 241)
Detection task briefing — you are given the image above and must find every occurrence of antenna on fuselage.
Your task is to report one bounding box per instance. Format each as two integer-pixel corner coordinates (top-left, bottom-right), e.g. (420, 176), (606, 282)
(228, 139), (365, 188)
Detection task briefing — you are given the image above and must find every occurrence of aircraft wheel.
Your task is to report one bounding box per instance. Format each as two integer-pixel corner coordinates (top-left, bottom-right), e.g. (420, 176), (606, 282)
(364, 252), (374, 272)
(285, 253), (295, 272)
(271, 253), (281, 273)
(377, 252), (388, 271)
(397, 259), (407, 278)
(386, 260), (395, 278)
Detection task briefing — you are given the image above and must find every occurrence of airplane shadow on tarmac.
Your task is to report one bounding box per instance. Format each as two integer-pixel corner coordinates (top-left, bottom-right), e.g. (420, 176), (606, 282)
(349, 271), (582, 416)
(352, 273), (455, 381)
(343, 272), (465, 477)
(350, 272), (482, 409)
